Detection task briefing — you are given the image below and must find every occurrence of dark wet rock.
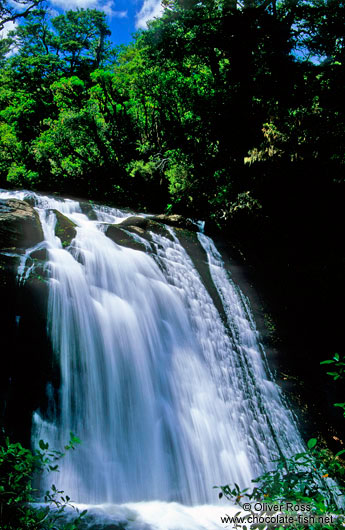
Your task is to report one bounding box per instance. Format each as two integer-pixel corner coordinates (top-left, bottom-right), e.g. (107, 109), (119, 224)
(150, 214), (198, 232)
(54, 210), (77, 247)
(0, 248), (53, 444)
(107, 214), (202, 254)
(0, 198), (52, 445)
(20, 194), (36, 207)
(106, 225), (148, 253)
(117, 216), (174, 241)
(31, 259), (47, 280)
(0, 263), (52, 446)
(6, 272), (53, 445)
(0, 252), (20, 289)
(30, 248), (47, 261)
(80, 201), (98, 220)
(175, 229), (228, 325)
(0, 199), (43, 250)
(125, 225), (146, 236)
(117, 216), (149, 230)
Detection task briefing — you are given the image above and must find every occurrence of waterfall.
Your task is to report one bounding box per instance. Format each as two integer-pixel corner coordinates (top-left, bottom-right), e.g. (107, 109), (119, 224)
(1, 190), (304, 528)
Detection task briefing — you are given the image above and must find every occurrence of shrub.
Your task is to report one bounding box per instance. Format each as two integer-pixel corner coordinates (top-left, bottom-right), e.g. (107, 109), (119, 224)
(217, 356), (345, 529)
(0, 433), (86, 529)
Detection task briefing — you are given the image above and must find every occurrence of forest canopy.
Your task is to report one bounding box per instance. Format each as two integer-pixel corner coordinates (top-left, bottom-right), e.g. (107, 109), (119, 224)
(0, 0), (344, 219)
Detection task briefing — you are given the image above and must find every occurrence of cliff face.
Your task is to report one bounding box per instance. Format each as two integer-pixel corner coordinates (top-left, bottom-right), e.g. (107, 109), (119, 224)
(0, 199), (52, 445)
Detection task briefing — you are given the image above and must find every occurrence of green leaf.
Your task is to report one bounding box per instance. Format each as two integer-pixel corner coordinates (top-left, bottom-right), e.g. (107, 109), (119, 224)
(307, 438), (317, 449)
(38, 440), (49, 450)
(294, 452), (307, 459)
(326, 372), (339, 378)
(69, 431), (81, 445)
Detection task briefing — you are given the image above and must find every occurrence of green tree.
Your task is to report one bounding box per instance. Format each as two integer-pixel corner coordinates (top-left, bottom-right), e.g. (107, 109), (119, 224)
(32, 70), (138, 202)
(51, 9), (112, 76)
(0, 7), (116, 190)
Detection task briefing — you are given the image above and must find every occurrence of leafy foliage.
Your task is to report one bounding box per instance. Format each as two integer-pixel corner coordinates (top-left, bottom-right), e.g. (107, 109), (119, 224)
(0, 433), (86, 529)
(0, 1), (344, 216)
(217, 442), (345, 529)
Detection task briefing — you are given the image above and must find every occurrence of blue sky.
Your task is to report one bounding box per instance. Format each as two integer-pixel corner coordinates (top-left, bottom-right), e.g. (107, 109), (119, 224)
(0, 0), (164, 46)
(51, 0), (164, 45)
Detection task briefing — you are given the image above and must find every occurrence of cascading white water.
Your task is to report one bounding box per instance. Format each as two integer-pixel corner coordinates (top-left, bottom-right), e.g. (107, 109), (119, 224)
(196, 233), (302, 462)
(1, 189), (305, 528)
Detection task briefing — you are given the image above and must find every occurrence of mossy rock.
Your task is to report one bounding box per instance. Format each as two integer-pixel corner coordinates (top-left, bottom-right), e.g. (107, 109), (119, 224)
(106, 225), (148, 253)
(54, 210), (77, 247)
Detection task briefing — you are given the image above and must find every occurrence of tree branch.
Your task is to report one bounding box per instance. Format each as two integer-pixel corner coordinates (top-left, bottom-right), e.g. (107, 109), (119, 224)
(0, 0), (42, 31)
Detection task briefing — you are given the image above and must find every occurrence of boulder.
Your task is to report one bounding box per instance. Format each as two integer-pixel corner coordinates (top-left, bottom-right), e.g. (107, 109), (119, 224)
(106, 225), (148, 253)
(54, 210), (77, 247)
(117, 216), (174, 241)
(0, 199), (44, 250)
(117, 216), (150, 230)
(150, 214), (198, 232)
(80, 201), (98, 220)
(30, 248), (47, 261)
